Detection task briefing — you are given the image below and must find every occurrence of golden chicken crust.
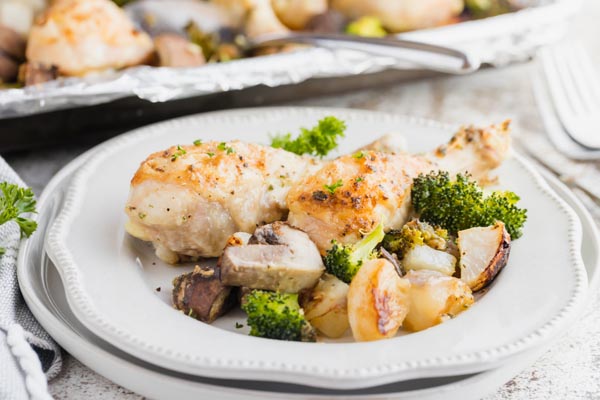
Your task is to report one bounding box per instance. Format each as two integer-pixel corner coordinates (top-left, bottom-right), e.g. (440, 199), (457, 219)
(26, 0), (154, 76)
(126, 140), (320, 261)
(287, 151), (433, 252)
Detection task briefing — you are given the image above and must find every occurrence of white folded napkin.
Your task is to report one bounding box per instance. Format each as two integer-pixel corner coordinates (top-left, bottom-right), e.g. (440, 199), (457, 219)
(0, 157), (61, 400)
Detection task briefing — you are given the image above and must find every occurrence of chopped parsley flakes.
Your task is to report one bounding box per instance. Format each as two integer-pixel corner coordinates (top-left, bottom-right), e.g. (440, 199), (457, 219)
(324, 179), (343, 195)
(171, 145), (187, 161)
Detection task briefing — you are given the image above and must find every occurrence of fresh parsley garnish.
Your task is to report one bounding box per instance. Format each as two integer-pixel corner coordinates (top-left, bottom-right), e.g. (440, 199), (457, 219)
(206, 152), (215, 158)
(193, 139), (202, 146)
(324, 179), (343, 195)
(171, 145), (187, 161)
(270, 116), (346, 157)
(0, 182), (38, 255)
(217, 142), (235, 154)
(355, 177), (364, 183)
(352, 151), (365, 159)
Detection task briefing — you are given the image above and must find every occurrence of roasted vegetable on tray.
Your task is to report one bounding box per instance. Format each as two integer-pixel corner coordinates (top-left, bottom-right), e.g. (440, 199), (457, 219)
(0, 0), (520, 87)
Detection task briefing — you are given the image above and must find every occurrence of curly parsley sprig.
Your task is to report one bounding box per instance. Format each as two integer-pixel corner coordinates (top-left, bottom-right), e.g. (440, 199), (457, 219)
(0, 182), (38, 255)
(271, 116), (346, 158)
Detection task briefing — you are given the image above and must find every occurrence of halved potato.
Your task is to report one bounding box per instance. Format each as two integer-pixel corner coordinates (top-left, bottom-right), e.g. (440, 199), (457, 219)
(403, 244), (457, 276)
(457, 221), (511, 291)
(404, 270), (474, 332)
(271, 0), (328, 30)
(302, 274), (350, 338)
(347, 259), (411, 342)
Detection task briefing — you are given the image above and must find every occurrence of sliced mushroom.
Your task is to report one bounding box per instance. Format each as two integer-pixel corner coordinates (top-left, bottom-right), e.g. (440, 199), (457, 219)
(0, 24), (26, 83)
(458, 221), (511, 291)
(18, 62), (58, 86)
(154, 33), (206, 67)
(219, 222), (325, 293)
(0, 25), (25, 60)
(305, 9), (347, 33)
(0, 56), (18, 83)
(302, 273), (349, 338)
(172, 265), (236, 323)
(403, 269), (474, 332)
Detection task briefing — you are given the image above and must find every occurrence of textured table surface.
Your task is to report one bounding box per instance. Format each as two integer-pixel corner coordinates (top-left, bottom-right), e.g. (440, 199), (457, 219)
(6, 1), (600, 399)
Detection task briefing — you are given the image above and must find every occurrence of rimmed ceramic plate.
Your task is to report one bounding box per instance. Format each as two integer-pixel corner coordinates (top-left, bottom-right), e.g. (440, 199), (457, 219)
(45, 107), (588, 389)
(18, 148), (600, 400)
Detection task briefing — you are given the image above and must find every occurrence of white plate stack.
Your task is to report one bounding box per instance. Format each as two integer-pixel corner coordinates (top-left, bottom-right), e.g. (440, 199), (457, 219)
(18, 108), (600, 400)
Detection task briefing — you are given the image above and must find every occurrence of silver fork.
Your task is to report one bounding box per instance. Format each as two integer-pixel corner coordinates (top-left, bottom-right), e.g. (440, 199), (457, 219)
(540, 42), (600, 149)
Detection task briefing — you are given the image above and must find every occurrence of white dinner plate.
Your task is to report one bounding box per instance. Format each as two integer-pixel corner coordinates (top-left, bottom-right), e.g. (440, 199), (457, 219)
(19, 113), (599, 399)
(19, 144), (599, 400)
(44, 108), (588, 389)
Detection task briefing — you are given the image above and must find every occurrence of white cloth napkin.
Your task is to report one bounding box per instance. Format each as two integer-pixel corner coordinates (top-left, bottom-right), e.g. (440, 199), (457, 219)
(0, 157), (61, 400)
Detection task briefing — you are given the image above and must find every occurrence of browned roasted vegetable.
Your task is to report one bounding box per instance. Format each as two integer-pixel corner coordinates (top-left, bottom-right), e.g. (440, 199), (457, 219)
(0, 25), (25, 60)
(0, 25), (25, 83)
(403, 270), (474, 332)
(302, 273), (349, 338)
(219, 222), (324, 293)
(347, 259), (411, 342)
(18, 62), (58, 86)
(154, 33), (206, 67)
(457, 221), (511, 291)
(172, 265), (236, 323)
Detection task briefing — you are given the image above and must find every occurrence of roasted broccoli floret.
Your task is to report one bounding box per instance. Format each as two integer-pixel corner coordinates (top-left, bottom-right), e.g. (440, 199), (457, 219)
(464, 0), (514, 18)
(323, 222), (385, 283)
(411, 171), (527, 239)
(346, 16), (387, 38)
(241, 290), (316, 342)
(382, 219), (449, 257)
(271, 116), (346, 157)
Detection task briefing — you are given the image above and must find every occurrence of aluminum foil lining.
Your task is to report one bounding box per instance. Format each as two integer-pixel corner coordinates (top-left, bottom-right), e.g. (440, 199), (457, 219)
(0, 0), (579, 119)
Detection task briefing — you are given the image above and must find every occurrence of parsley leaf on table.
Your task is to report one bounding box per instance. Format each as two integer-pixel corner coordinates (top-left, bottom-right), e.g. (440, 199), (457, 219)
(0, 182), (38, 255)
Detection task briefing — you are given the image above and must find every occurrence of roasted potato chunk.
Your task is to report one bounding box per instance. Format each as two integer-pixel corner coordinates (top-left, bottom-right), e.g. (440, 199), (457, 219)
(404, 270), (474, 332)
(347, 259), (410, 342)
(458, 221), (511, 291)
(271, 0), (328, 30)
(302, 274), (349, 338)
(403, 244), (457, 276)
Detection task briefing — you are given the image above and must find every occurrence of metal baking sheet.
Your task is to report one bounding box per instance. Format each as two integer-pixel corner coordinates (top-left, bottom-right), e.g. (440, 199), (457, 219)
(0, 0), (581, 120)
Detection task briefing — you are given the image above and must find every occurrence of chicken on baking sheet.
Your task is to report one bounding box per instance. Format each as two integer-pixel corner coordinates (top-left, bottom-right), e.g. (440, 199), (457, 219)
(125, 116), (527, 343)
(0, 0), (520, 86)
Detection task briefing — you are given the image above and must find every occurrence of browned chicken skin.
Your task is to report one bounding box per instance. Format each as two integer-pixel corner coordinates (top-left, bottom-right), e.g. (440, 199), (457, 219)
(125, 140), (320, 263)
(287, 151), (433, 252)
(125, 121), (511, 262)
(287, 121), (511, 252)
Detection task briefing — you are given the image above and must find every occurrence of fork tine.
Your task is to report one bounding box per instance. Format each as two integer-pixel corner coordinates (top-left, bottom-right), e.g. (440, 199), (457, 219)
(572, 42), (600, 109)
(541, 47), (577, 118)
(540, 42), (600, 149)
(550, 44), (586, 115)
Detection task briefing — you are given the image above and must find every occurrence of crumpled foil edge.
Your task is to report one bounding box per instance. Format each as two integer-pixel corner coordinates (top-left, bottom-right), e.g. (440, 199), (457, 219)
(0, 0), (580, 119)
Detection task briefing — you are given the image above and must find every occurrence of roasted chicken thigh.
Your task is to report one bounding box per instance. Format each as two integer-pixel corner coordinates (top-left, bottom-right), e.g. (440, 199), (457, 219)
(288, 121), (511, 251)
(26, 0), (153, 76)
(125, 141), (320, 263)
(125, 121), (511, 262)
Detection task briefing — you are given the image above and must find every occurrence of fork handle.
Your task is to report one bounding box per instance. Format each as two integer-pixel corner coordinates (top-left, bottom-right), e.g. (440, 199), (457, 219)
(251, 32), (480, 75)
